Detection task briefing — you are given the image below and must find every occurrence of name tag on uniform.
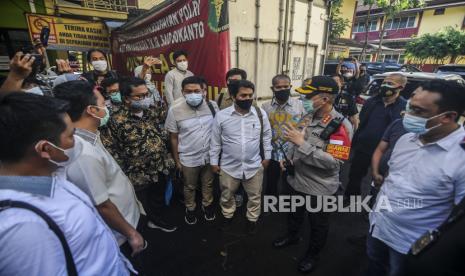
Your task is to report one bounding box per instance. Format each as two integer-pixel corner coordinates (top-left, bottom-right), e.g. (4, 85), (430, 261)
(325, 124), (351, 161)
(326, 144), (351, 160)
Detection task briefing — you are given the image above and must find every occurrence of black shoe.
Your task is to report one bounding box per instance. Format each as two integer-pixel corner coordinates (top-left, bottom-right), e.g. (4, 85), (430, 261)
(221, 216), (233, 231)
(298, 254), (317, 273)
(246, 220), (257, 235)
(273, 235), (300, 249)
(202, 205), (216, 221)
(147, 218), (177, 232)
(184, 209), (197, 225)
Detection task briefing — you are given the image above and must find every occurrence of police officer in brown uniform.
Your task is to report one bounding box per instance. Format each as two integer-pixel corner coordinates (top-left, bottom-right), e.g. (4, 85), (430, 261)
(273, 76), (353, 273)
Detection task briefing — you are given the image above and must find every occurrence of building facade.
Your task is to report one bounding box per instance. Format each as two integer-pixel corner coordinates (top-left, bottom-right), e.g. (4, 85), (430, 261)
(349, 0), (465, 65)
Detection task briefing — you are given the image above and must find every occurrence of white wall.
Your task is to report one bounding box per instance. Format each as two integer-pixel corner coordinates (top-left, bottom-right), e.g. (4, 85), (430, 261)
(228, 0), (328, 97)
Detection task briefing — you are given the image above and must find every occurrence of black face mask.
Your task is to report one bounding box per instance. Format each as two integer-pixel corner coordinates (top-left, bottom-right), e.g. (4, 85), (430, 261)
(274, 89), (291, 102)
(235, 99), (253, 110)
(379, 86), (399, 98)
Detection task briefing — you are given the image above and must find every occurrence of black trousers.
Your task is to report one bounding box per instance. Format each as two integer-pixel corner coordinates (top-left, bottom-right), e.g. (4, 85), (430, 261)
(286, 184), (331, 258)
(135, 174), (167, 221)
(264, 160), (282, 196)
(120, 215), (148, 276)
(345, 150), (373, 196)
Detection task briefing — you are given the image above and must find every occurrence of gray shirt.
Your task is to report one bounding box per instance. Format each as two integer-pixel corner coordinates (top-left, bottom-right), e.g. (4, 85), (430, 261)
(164, 68), (193, 106)
(287, 108), (354, 196)
(165, 100), (219, 167)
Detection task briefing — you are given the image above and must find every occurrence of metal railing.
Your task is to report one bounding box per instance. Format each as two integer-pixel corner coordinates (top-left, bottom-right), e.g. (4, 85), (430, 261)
(82, 0), (137, 12)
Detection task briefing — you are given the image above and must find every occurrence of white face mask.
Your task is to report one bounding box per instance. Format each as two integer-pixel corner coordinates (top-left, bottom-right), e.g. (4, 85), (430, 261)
(24, 86), (43, 96)
(91, 60), (108, 72)
(36, 137), (83, 167)
(343, 72), (354, 79)
(176, 61), (188, 72)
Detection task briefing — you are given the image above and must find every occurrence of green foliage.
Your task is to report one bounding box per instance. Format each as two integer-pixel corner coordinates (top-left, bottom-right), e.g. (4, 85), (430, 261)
(329, 0), (351, 39)
(405, 27), (465, 64)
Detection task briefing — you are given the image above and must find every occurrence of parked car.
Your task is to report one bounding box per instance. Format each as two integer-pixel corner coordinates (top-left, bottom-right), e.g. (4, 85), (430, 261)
(323, 61), (421, 76)
(435, 64), (465, 80)
(357, 71), (465, 109)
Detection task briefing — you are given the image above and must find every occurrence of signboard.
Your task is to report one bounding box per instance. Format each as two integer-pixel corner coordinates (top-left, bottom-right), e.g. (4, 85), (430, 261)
(25, 13), (110, 52)
(111, 0), (230, 99)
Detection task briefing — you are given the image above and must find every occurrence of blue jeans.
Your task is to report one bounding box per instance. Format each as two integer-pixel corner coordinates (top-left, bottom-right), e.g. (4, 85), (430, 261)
(365, 233), (407, 276)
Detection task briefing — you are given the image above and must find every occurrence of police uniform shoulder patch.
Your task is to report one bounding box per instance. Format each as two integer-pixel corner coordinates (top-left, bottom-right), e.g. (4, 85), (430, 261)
(321, 114), (332, 125)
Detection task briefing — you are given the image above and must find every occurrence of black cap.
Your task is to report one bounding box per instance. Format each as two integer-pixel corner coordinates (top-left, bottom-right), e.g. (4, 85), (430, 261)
(296, 76), (339, 96)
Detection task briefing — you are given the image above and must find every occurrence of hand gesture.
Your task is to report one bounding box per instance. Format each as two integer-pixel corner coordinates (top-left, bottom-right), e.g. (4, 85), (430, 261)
(283, 124), (305, 146)
(144, 56), (161, 67)
(9, 52), (34, 80)
(56, 59), (73, 74)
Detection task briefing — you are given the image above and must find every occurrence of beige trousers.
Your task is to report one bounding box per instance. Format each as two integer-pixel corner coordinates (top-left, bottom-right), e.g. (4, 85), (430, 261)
(183, 164), (214, 211)
(219, 167), (264, 222)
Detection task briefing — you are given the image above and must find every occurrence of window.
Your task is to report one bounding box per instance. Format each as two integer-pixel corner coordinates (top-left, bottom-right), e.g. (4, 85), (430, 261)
(407, 16), (416, 27)
(392, 18), (400, 29)
(434, 8), (445, 15)
(354, 21), (377, 32)
(385, 19), (393, 30)
(399, 17), (408, 29)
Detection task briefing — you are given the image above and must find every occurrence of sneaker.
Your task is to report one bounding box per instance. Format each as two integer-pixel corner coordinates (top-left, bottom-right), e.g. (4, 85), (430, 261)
(246, 220), (257, 235)
(184, 209), (197, 225)
(235, 194), (243, 208)
(221, 216), (233, 231)
(202, 205), (216, 221)
(147, 218), (177, 232)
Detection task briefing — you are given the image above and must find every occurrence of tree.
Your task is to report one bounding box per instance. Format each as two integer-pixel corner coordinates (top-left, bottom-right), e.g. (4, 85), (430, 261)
(375, 0), (424, 59)
(360, 0), (375, 62)
(329, 0), (351, 40)
(405, 27), (465, 66)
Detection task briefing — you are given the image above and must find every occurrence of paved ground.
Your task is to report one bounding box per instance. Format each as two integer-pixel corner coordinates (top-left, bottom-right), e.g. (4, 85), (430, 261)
(142, 201), (369, 276)
(139, 162), (372, 276)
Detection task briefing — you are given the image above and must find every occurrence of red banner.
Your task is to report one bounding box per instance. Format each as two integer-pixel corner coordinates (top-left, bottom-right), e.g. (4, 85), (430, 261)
(111, 0), (230, 99)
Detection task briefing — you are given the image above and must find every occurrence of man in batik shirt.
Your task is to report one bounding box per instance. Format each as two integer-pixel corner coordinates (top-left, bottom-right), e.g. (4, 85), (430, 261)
(106, 77), (177, 233)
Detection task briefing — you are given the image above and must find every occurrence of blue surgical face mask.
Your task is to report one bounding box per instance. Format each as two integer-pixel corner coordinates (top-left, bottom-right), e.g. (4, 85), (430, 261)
(185, 93), (203, 107)
(130, 97), (152, 110)
(110, 92), (122, 103)
(402, 112), (446, 135)
(90, 105), (110, 127)
(302, 99), (315, 114)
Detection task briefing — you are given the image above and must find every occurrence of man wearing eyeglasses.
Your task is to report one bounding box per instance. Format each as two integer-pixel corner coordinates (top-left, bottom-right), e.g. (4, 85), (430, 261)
(105, 77), (177, 233)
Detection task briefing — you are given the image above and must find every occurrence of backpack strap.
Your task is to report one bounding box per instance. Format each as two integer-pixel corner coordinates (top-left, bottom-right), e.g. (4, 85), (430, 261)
(254, 106), (265, 160)
(217, 92), (224, 108)
(207, 101), (216, 117)
(0, 200), (78, 276)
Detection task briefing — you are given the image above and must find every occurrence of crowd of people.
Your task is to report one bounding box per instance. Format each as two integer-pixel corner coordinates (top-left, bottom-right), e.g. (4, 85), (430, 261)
(0, 47), (464, 276)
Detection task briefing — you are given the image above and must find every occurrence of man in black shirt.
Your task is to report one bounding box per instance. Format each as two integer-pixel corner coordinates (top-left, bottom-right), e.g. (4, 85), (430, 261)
(344, 73), (407, 197)
(332, 74), (359, 130)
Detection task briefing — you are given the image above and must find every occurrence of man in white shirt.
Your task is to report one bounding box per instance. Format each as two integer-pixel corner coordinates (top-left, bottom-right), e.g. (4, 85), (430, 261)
(0, 93), (132, 275)
(210, 79), (272, 234)
(367, 79), (465, 276)
(164, 50), (194, 106)
(53, 81), (146, 268)
(166, 76), (219, 225)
